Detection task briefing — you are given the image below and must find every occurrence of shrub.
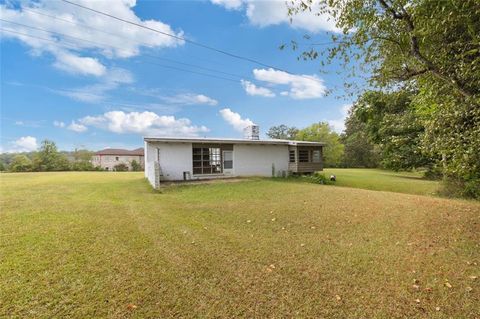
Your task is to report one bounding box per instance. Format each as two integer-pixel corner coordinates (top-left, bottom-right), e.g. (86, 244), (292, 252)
(439, 177), (480, 200)
(114, 163), (129, 171)
(131, 160), (142, 171)
(304, 172), (333, 185)
(9, 155), (32, 172)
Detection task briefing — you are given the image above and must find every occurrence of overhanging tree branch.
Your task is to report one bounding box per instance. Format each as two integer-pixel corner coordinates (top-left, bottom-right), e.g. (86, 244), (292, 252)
(378, 0), (474, 98)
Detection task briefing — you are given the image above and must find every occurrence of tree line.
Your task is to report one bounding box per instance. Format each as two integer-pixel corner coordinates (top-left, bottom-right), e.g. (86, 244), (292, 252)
(285, 0), (480, 199)
(0, 140), (142, 172)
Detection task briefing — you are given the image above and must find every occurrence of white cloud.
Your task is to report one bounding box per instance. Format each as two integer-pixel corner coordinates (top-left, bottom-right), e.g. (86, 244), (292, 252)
(253, 68), (326, 99)
(219, 108), (255, 132)
(53, 51), (106, 77)
(67, 121), (88, 133)
(211, 0), (243, 10)
(211, 0), (340, 33)
(160, 93), (218, 106)
(241, 80), (275, 97)
(328, 104), (351, 133)
(5, 136), (38, 153)
(53, 121), (65, 128)
(54, 68), (134, 103)
(77, 111), (209, 136)
(0, 0), (184, 76)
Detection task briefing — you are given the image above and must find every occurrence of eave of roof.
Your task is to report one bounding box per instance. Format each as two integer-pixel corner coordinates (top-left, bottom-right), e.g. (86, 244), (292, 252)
(143, 136), (325, 146)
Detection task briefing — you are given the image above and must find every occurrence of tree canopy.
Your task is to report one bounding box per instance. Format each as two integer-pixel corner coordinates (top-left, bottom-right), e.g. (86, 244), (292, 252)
(289, 0), (480, 198)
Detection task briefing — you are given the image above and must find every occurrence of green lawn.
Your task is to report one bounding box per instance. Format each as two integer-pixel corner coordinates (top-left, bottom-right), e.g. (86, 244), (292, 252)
(324, 168), (440, 196)
(1, 172), (479, 318)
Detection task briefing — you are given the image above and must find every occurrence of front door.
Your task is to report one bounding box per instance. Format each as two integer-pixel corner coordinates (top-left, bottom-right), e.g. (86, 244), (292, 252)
(223, 150), (233, 175)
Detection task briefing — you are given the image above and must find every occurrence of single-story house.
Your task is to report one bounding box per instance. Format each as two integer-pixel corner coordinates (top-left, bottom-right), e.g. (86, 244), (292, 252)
(91, 148), (144, 171)
(144, 126), (324, 188)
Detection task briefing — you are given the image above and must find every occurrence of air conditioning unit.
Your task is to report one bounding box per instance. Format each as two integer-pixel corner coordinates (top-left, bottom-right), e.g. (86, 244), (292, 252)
(244, 125), (260, 140)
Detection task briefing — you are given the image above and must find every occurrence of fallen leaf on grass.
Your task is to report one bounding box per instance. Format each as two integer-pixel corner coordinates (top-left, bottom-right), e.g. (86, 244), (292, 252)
(444, 282), (452, 288)
(127, 304), (137, 310)
(335, 295), (341, 301)
(415, 299), (421, 303)
(300, 243), (306, 247)
(412, 284), (420, 290)
(271, 218), (276, 222)
(265, 264), (276, 273)
(469, 275), (478, 280)
(466, 286), (473, 292)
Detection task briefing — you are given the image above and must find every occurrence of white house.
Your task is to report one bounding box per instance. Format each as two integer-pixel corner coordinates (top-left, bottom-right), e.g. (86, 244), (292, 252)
(144, 126), (324, 188)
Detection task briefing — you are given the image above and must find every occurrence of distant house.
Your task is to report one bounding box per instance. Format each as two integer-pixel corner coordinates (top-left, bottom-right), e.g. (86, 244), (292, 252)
(92, 148), (144, 171)
(144, 126), (324, 188)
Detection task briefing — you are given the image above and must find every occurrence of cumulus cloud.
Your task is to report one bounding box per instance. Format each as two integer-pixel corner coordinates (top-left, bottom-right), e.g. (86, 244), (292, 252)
(67, 121), (88, 132)
(219, 108), (255, 132)
(5, 136), (38, 153)
(328, 104), (351, 133)
(241, 80), (275, 97)
(77, 111), (209, 136)
(253, 68), (326, 99)
(211, 0), (339, 33)
(0, 0), (184, 76)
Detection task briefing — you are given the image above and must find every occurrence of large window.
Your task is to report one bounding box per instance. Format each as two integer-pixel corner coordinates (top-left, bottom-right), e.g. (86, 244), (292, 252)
(298, 150), (310, 163)
(193, 147), (222, 175)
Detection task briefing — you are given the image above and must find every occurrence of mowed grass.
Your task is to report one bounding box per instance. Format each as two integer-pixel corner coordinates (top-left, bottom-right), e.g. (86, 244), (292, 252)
(324, 168), (440, 196)
(0, 172), (479, 318)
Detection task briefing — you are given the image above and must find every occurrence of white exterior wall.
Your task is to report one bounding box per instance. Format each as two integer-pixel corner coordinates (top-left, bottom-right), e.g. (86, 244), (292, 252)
(144, 141), (289, 187)
(145, 141), (193, 186)
(233, 144), (289, 177)
(92, 155), (144, 170)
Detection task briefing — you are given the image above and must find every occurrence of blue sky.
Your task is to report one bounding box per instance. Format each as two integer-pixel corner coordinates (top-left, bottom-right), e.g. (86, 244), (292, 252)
(0, 0), (353, 152)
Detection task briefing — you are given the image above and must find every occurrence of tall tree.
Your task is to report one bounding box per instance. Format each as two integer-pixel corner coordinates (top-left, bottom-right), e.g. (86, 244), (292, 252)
(289, 0), (480, 197)
(266, 125), (299, 140)
(32, 140), (70, 171)
(342, 108), (379, 168)
(353, 90), (433, 170)
(295, 122), (345, 167)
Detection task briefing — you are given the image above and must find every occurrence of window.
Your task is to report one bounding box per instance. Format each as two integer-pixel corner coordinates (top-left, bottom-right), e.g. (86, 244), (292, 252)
(312, 150), (321, 163)
(223, 151), (233, 169)
(193, 147), (222, 174)
(289, 150), (296, 163)
(299, 150), (309, 163)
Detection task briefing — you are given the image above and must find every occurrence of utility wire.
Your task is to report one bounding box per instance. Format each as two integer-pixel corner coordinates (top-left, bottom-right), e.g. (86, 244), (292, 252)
(60, 0), (308, 77)
(21, 7), (242, 74)
(0, 28), (241, 83)
(0, 19), (255, 82)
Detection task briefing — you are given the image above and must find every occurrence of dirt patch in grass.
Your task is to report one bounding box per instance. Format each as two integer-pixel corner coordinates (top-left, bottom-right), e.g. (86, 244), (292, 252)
(0, 172), (479, 318)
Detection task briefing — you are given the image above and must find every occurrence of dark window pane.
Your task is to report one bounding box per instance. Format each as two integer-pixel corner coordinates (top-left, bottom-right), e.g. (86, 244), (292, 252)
(289, 150), (295, 163)
(224, 160), (233, 169)
(299, 150), (309, 162)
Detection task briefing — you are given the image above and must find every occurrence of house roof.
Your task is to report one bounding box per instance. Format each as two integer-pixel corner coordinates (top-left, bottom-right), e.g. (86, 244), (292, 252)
(95, 148), (144, 156)
(143, 137), (325, 147)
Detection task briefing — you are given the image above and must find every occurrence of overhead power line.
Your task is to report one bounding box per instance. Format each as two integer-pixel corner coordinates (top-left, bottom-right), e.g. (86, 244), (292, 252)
(0, 28), (240, 84)
(21, 6), (241, 73)
(60, 0), (307, 77)
(0, 19), (254, 82)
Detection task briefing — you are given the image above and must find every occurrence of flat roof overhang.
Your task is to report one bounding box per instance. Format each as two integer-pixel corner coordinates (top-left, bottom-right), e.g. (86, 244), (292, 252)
(144, 136), (325, 147)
